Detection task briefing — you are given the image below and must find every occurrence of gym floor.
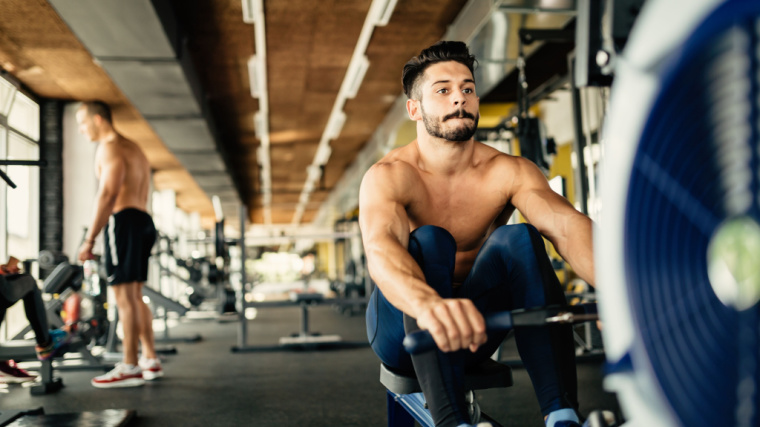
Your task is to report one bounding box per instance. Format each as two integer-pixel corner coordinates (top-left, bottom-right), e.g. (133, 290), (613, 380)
(0, 305), (620, 426)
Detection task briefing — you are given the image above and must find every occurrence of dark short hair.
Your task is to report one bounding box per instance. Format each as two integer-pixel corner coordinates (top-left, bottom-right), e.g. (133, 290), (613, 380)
(80, 100), (113, 124)
(402, 41), (477, 100)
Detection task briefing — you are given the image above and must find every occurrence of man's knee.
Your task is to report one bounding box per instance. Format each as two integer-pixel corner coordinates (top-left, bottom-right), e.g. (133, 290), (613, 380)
(112, 282), (140, 306)
(492, 222), (539, 240)
(409, 225), (456, 261)
(489, 223), (543, 254)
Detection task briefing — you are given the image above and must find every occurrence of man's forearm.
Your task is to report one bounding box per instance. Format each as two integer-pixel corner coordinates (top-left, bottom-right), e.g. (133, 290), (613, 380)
(86, 191), (117, 243)
(558, 215), (595, 287)
(366, 238), (441, 318)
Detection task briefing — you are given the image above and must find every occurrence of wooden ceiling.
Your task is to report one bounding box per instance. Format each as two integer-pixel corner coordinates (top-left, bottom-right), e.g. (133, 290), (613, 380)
(0, 0), (573, 227)
(170, 0), (467, 225)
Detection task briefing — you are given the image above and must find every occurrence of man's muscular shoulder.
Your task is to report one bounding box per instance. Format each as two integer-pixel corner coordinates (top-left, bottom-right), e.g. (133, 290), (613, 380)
(95, 139), (120, 165)
(362, 146), (421, 204)
(472, 143), (532, 197)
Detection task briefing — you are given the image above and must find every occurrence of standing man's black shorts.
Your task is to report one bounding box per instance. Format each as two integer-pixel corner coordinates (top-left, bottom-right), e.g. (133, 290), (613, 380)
(103, 208), (156, 286)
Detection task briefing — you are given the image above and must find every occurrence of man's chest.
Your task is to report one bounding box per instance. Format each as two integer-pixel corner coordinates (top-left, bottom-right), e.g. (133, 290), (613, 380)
(406, 181), (509, 249)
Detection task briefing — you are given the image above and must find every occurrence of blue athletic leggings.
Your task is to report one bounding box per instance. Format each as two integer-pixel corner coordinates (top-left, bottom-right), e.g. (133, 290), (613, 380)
(366, 224), (578, 426)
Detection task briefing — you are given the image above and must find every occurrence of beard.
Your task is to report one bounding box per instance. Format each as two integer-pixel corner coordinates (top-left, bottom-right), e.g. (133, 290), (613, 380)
(421, 106), (479, 142)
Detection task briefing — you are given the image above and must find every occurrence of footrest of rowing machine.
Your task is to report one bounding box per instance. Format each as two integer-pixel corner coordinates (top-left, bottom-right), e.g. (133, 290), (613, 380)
(380, 358), (514, 395)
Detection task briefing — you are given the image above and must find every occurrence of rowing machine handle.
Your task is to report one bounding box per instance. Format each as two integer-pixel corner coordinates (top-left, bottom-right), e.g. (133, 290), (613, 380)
(402, 311), (514, 355)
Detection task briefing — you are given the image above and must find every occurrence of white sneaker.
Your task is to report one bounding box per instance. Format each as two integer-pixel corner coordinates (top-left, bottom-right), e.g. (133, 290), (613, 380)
(139, 357), (164, 380)
(92, 363), (145, 388)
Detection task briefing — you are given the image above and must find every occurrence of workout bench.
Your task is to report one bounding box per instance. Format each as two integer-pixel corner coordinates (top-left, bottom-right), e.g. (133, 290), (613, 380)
(233, 290), (368, 352)
(0, 340), (61, 395)
(278, 292), (342, 347)
(11, 262), (112, 372)
(380, 359), (513, 427)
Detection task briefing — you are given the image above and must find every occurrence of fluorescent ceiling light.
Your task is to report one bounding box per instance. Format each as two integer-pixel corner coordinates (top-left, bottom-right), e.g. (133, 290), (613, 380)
(314, 144), (332, 166)
(247, 55), (262, 98)
(306, 165), (322, 182)
(325, 111), (346, 141)
(254, 110), (268, 139)
(241, 0), (261, 24)
(260, 172), (271, 191)
(345, 55), (370, 99)
(256, 145), (270, 169)
(371, 0), (399, 26)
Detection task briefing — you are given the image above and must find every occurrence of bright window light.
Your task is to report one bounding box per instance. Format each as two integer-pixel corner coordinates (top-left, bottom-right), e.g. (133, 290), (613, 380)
(8, 92), (39, 141)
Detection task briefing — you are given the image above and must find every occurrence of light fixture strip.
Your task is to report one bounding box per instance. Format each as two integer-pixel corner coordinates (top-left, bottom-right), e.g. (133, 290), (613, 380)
(345, 55), (370, 99)
(254, 110), (268, 139)
(314, 144), (332, 166)
(325, 111), (346, 141)
(241, 0), (257, 24)
(247, 56), (259, 98)
(245, 0), (272, 225)
(373, 0), (399, 26)
(292, 0), (396, 225)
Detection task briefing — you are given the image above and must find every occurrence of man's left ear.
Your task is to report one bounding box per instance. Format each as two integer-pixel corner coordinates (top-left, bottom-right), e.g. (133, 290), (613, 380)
(407, 98), (422, 121)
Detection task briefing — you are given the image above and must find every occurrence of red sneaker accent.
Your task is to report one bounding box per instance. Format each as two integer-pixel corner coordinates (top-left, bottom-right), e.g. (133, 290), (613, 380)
(91, 363), (145, 388)
(0, 360), (36, 383)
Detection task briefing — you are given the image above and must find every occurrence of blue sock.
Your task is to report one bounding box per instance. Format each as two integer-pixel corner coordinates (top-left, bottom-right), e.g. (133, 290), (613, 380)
(545, 408), (580, 427)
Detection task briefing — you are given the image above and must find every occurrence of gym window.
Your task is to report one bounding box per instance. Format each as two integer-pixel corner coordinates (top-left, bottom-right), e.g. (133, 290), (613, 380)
(0, 74), (41, 341)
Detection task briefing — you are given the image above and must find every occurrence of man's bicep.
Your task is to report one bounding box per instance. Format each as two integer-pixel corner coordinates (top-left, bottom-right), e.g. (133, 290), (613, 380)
(98, 154), (125, 196)
(510, 160), (576, 235)
(520, 188), (577, 233)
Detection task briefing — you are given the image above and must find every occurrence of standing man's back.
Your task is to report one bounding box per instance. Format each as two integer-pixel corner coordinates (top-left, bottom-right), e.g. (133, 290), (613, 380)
(102, 137), (151, 213)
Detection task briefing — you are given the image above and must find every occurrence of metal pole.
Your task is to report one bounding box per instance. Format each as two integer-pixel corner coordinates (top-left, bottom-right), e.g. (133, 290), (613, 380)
(570, 55), (590, 215)
(300, 303), (308, 337)
(237, 205), (248, 349)
(0, 160), (47, 166)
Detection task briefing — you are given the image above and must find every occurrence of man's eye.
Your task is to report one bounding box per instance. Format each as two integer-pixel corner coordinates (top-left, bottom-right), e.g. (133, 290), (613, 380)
(437, 88), (448, 94)
(463, 88), (474, 94)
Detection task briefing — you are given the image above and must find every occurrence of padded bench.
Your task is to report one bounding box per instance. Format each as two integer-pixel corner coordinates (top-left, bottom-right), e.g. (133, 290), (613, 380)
(380, 358), (514, 427)
(0, 340), (61, 395)
(0, 335), (89, 395)
(279, 292), (341, 346)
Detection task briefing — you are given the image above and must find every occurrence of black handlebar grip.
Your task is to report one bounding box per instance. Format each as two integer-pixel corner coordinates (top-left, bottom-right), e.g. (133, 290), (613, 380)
(402, 311), (515, 355)
(402, 330), (437, 355)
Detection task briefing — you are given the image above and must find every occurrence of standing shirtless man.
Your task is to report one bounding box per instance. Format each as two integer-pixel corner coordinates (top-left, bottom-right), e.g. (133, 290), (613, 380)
(360, 42), (594, 427)
(76, 101), (163, 388)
